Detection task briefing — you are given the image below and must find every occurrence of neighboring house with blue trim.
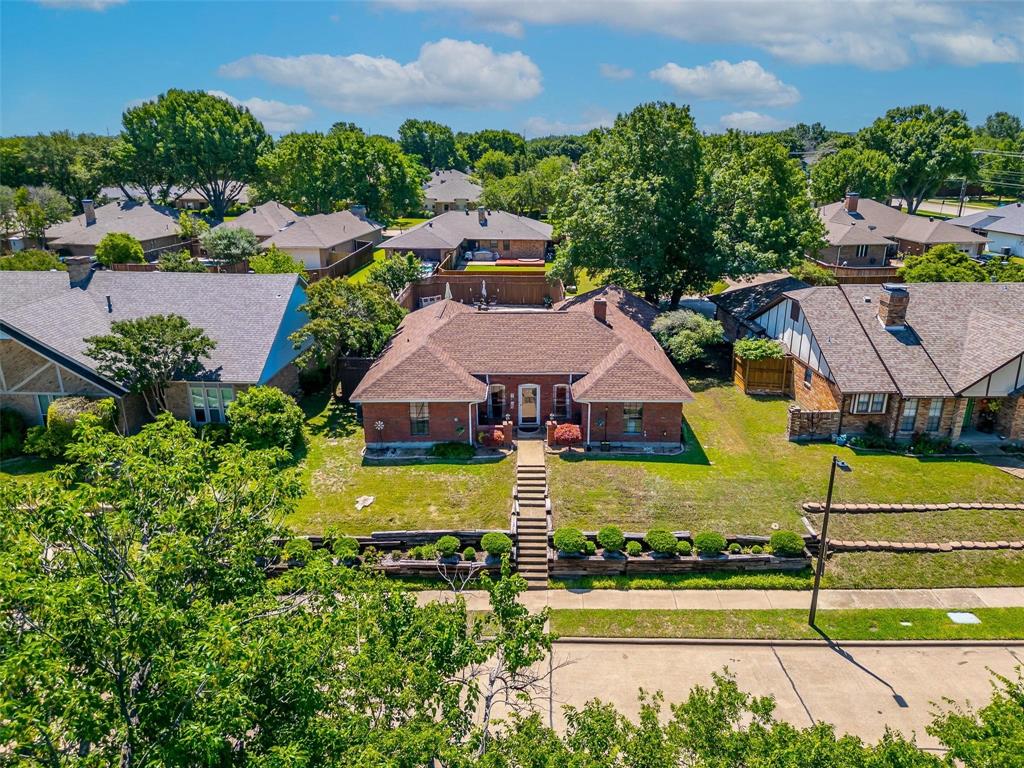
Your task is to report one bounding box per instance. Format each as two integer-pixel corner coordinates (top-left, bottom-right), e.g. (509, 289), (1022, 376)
(0, 270), (308, 431)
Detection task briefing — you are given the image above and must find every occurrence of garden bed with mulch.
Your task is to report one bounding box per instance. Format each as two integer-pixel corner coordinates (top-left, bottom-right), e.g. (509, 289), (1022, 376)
(548, 551), (810, 577)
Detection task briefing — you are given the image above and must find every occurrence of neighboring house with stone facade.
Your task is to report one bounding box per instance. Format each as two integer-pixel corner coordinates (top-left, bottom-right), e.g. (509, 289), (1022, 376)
(350, 287), (694, 448)
(750, 282), (1024, 443)
(0, 270), (308, 433)
(381, 209), (552, 267)
(815, 193), (988, 269)
(423, 169), (482, 215)
(44, 200), (185, 258)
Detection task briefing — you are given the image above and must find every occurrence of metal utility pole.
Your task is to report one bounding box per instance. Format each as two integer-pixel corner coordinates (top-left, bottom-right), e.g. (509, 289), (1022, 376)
(809, 456), (852, 626)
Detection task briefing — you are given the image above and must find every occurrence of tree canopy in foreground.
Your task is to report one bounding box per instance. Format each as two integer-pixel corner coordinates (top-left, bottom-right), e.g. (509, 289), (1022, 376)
(2, 416), (1021, 766)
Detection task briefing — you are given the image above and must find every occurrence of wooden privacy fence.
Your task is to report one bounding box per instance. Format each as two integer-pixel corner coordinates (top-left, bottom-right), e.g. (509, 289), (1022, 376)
(733, 353), (791, 395)
(304, 239), (377, 283)
(814, 260), (900, 285)
(398, 272), (564, 309)
(109, 259), (250, 274)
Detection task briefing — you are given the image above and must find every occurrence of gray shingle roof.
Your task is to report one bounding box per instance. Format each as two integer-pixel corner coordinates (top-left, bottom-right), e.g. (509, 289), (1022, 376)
(216, 201), (299, 239)
(709, 276), (808, 320)
(45, 201), (181, 248)
(818, 198), (988, 247)
(423, 170), (482, 204)
(260, 210), (382, 250)
(382, 210), (552, 252)
(949, 202), (1024, 237)
(0, 271), (306, 384)
(783, 282), (1024, 396)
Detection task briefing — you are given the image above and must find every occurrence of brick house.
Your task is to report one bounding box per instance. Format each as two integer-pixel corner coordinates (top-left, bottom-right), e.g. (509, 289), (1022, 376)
(749, 282), (1024, 443)
(0, 271), (309, 433)
(350, 287), (695, 448)
(381, 209), (552, 268)
(44, 200), (185, 259)
(423, 170), (482, 215)
(814, 193), (988, 269)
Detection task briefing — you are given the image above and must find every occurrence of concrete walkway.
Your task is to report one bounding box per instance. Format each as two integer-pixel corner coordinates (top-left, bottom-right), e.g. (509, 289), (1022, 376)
(416, 586), (1024, 612)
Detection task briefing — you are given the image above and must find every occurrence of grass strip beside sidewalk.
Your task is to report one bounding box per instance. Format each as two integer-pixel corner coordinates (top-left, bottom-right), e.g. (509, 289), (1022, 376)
(550, 608), (1024, 641)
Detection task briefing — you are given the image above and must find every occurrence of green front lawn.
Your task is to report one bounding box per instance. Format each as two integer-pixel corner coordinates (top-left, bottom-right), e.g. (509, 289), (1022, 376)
(286, 395), (514, 535)
(550, 607), (1024, 641)
(391, 217), (429, 230)
(550, 383), (1024, 536)
(823, 550), (1024, 589)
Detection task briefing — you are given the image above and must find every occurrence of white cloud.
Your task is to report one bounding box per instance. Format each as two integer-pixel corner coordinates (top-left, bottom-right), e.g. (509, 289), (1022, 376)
(35, 0), (125, 8)
(523, 111), (612, 137)
(379, 0), (1024, 70)
(599, 63), (634, 81)
(719, 111), (792, 132)
(650, 60), (799, 107)
(220, 39), (542, 111)
(207, 90), (313, 133)
(479, 19), (524, 38)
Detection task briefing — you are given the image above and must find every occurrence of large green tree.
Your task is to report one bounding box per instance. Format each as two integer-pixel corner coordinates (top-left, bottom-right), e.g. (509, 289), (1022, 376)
(254, 126), (425, 222)
(291, 279), (405, 393)
(978, 111), (1023, 141)
(85, 314), (216, 417)
(458, 129), (527, 166)
(897, 244), (986, 282)
(551, 102), (708, 302)
(859, 105), (975, 214)
(14, 132), (114, 211)
(482, 155), (571, 217)
(475, 149), (515, 180)
(809, 147), (896, 203)
(120, 90), (270, 218)
(398, 118), (464, 170)
(526, 134), (592, 163)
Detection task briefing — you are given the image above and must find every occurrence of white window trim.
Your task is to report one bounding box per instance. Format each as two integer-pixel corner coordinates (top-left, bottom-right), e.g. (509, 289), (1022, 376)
(899, 398), (918, 432)
(852, 393), (888, 415)
(517, 384), (540, 426)
(926, 399), (944, 432)
(188, 384), (235, 425)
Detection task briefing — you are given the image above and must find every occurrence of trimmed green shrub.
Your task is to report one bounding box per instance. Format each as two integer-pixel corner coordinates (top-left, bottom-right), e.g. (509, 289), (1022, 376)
(790, 260), (838, 286)
(553, 527), (587, 555)
(693, 531), (726, 556)
(332, 536), (360, 560)
(480, 532), (513, 557)
(95, 232), (145, 266)
(24, 397), (116, 458)
(428, 441), (475, 459)
(195, 421), (231, 446)
(227, 386), (305, 451)
(597, 525), (625, 553)
(733, 338), (785, 361)
(769, 531), (806, 558)
(751, 545), (764, 554)
(728, 542), (742, 554)
(435, 535), (461, 558)
(284, 537), (313, 563)
(625, 540), (643, 557)
(0, 249), (67, 272)
(644, 528), (678, 556)
(408, 543), (437, 560)
(462, 546), (477, 562)
(583, 540), (597, 556)
(0, 408), (27, 459)
(677, 541), (692, 556)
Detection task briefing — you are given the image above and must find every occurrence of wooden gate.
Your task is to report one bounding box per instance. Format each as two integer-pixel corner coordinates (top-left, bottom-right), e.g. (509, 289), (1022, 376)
(734, 354), (791, 395)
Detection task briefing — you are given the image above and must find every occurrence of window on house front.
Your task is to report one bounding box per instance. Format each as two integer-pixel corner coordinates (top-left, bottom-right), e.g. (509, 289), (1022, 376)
(899, 398), (918, 432)
(856, 244), (869, 259)
(803, 366), (813, 388)
(489, 240), (498, 249)
(553, 384), (570, 419)
(623, 402), (643, 434)
(410, 402), (430, 436)
(926, 399), (943, 432)
(487, 384), (506, 419)
(190, 384), (235, 424)
(502, 240), (510, 251)
(852, 393), (887, 414)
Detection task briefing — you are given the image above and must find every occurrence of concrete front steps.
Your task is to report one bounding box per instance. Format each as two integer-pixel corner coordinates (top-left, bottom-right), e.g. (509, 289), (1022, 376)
(515, 442), (550, 590)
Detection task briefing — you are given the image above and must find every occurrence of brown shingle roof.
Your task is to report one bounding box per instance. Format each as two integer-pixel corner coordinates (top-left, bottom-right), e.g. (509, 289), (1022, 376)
(818, 198), (988, 247)
(382, 210), (552, 252)
(261, 210), (381, 250)
(217, 201), (298, 239)
(350, 286), (694, 404)
(45, 201), (180, 248)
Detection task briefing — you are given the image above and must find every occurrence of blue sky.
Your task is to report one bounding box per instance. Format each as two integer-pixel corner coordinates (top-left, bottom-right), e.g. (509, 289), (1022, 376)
(2, 0), (1022, 138)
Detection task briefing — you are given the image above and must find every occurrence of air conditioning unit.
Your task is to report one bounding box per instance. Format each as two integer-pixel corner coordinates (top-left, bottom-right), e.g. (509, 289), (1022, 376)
(1002, 247), (1012, 256)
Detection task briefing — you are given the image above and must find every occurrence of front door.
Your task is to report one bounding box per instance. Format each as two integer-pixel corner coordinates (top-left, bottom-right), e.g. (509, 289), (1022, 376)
(519, 384), (539, 426)
(962, 398), (975, 429)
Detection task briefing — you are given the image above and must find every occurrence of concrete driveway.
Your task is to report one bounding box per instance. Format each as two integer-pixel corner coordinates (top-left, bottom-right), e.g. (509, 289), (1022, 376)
(547, 641), (1024, 751)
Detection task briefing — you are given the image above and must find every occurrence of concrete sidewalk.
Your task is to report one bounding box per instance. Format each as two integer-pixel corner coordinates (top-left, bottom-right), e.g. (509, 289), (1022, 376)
(415, 586), (1024, 612)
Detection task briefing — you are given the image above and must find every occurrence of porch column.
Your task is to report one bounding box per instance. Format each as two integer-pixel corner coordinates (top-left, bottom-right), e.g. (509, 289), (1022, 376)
(950, 397), (968, 442)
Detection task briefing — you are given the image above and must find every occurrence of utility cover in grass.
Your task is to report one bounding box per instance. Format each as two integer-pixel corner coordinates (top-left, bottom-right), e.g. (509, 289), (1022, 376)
(947, 611), (981, 624)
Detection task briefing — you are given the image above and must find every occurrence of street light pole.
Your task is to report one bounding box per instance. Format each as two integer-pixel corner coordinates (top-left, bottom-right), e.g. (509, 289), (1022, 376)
(809, 455), (851, 626)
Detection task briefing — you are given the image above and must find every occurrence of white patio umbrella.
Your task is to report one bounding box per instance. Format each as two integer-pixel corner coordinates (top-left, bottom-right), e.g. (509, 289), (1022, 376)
(481, 280), (487, 300)
(444, 282), (453, 299)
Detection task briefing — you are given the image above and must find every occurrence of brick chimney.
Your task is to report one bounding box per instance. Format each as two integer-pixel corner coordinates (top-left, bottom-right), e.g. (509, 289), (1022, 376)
(478, 207), (487, 226)
(844, 192), (859, 213)
(593, 297), (607, 323)
(878, 283), (909, 329)
(83, 199), (96, 226)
